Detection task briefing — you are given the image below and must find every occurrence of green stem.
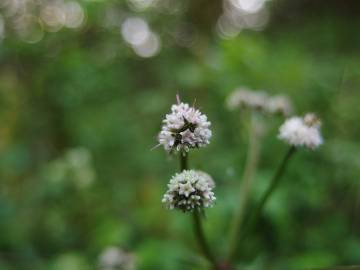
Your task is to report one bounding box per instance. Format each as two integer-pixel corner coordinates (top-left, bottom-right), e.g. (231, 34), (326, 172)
(179, 153), (218, 268)
(180, 153), (188, 171)
(193, 210), (218, 267)
(240, 146), (296, 244)
(227, 113), (261, 261)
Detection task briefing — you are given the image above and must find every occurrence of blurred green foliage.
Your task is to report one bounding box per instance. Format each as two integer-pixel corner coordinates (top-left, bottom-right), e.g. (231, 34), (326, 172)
(0, 0), (359, 269)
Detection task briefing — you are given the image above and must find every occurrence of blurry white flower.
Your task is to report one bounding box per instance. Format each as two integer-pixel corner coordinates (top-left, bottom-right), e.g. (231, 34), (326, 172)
(226, 88), (268, 111)
(266, 95), (292, 117)
(158, 97), (212, 154)
(278, 113), (323, 149)
(98, 247), (136, 270)
(226, 87), (293, 117)
(162, 170), (216, 211)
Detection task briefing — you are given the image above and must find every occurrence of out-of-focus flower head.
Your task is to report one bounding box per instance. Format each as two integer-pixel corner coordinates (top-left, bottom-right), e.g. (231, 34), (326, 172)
(98, 246), (136, 270)
(226, 87), (293, 117)
(226, 87), (268, 111)
(278, 113), (323, 149)
(162, 170), (216, 212)
(158, 95), (212, 154)
(266, 95), (292, 117)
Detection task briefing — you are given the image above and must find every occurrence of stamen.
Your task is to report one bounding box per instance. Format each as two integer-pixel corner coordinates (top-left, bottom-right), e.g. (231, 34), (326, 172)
(192, 98), (197, 108)
(176, 93), (181, 104)
(150, 143), (162, 151)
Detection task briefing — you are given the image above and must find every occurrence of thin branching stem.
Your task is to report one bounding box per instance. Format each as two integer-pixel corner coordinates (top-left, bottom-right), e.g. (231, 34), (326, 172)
(227, 113), (262, 261)
(227, 146), (296, 262)
(246, 146), (296, 233)
(239, 146), (296, 246)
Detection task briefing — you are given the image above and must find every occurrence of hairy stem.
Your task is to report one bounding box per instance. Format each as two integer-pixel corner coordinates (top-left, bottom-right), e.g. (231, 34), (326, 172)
(227, 114), (262, 261)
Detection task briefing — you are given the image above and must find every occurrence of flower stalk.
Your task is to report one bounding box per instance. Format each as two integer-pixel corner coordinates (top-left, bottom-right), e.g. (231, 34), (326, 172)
(193, 209), (218, 267)
(158, 96), (324, 269)
(227, 113), (262, 261)
(249, 146), (296, 229)
(179, 153), (218, 268)
(180, 153), (188, 171)
(238, 146), (296, 246)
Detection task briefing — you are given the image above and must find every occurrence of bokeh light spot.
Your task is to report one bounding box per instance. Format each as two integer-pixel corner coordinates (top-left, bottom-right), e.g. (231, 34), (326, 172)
(121, 17), (150, 46)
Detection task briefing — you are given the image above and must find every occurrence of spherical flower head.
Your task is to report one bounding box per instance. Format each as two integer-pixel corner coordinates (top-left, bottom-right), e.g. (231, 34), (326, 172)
(278, 113), (323, 149)
(162, 170), (216, 212)
(158, 97), (212, 154)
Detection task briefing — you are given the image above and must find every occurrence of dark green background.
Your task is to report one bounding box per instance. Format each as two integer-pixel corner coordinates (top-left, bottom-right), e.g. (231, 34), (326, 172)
(0, 0), (359, 269)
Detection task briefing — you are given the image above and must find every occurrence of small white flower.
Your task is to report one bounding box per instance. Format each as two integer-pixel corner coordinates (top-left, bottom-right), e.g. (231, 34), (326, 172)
(162, 170), (216, 212)
(179, 181), (195, 197)
(158, 96), (212, 153)
(278, 113), (323, 149)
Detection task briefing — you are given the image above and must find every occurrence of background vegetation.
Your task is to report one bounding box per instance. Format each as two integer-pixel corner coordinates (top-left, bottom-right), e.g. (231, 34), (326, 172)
(0, 0), (359, 269)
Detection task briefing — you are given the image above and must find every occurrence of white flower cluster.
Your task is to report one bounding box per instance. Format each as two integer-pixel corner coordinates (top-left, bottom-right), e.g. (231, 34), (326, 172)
(158, 101), (212, 153)
(278, 113), (323, 149)
(227, 88), (267, 111)
(226, 88), (292, 117)
(162, 170), (216, 212)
